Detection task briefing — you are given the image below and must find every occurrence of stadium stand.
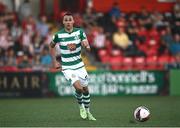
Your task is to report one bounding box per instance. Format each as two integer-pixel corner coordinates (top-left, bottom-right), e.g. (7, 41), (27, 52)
(0, 0), (179, 71)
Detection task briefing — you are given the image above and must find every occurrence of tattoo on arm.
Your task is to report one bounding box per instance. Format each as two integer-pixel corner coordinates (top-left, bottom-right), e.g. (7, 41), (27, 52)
(50, 42), (56, 48)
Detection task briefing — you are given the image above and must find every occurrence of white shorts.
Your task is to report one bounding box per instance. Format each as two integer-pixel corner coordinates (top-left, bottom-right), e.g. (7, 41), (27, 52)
(62, 67), (89, 87)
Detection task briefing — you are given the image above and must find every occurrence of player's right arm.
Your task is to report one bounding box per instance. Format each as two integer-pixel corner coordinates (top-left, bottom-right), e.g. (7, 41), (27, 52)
(50, 34), (62, 70)
(50, 41), (56, 48)
(50, 34), (58, 48)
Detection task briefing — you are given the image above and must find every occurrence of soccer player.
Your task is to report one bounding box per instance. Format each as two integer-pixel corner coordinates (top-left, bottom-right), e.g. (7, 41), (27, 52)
(50, 12), (96, 121)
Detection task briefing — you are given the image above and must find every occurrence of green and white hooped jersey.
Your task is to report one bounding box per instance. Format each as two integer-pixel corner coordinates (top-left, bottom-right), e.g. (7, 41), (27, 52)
(52, 27), (87, 70)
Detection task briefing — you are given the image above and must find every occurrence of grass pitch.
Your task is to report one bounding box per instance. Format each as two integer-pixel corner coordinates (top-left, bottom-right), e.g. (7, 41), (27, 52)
(0, 96), (180, 127)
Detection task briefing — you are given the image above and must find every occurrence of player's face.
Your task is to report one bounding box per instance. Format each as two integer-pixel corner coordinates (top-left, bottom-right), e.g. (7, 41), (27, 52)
(63, 15), (74, 30)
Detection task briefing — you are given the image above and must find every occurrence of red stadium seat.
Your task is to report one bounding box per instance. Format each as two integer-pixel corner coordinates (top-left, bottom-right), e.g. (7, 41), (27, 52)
(111, 49), (122, 56)
(169, 56), (176, 64)
(146, 55), (158, 70)
(3, 66), (18, 72)
(122, 57), (134, 70)
(109, 56), (122, 70)
(98, 49), (110, 63)
(158, 55), (170, 69)
(134, 57), (146, 70)
(109, 49), (123, 70)
(98, 49), (107, 56)
(145, 48), (158, 56)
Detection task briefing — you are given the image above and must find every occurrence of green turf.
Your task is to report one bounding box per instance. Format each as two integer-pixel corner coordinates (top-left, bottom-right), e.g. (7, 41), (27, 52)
(0, 96), (180, 127)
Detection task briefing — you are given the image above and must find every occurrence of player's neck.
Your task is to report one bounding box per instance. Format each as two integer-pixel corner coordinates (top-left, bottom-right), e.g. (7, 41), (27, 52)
(64, 27), (73, 33)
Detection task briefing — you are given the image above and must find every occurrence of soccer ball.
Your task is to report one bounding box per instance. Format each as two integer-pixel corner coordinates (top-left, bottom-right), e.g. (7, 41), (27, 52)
(134, 106), (150, 122)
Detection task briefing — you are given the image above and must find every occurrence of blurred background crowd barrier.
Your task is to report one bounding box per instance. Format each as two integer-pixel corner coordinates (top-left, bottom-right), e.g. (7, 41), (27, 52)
(0, 0), (180, 97)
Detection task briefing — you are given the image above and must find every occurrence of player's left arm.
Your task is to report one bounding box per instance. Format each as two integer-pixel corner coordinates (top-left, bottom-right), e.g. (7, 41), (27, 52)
(80, 29), (91, 52)
(81, 39), (91, 52)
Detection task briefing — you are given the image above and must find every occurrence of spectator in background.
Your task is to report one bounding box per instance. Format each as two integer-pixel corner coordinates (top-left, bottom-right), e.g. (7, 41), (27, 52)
(36, 15), (49, 38)
(19, 29), (34, 55)
(126, 15), (139, 41)
(138, 6), (150, 21)
(22, 15), (36, 37)
(93, 27), (106, 49)
(11, 21), (22, 41)
(126, 21), (146, 56)
(83, 6), (98, 26)
(40, 47), (52, 67)
(169, 34), (180, 56)
(172, 20), (180, 34)
(98, 9), (117, 34)
(0, 20), (7, 31)
(31, 54), (42, 71)
(151, 9), (165, 28)
(92, 26), (106, 60)
(3, 48), (17, 66)
(43, 27), (54, 46)
(171, 1), (180, 35)
(18, 0), (32, 21)
(0, 1), (6, 14)
(1, 48), (18, 71)
(0, 27), (14, 51)
(112, 26), (131, 51)
(173, 0), (180, 19)
(160, 26), (174, 48)
(17, 53), (31, 69)
(109, 2), (121, 23)
(167, 34), (180, 69)
(0, 1), (16, 27)
(137, 7), (152, 31)
(32, 32), (43, 54)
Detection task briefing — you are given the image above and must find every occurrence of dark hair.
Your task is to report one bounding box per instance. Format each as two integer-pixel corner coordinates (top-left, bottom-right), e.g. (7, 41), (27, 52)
(63, 12), (73, 18)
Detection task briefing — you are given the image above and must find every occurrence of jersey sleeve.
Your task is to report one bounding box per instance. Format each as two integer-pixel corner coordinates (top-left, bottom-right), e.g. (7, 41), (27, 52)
(80, 29), (87, 41)
(52, 33), (59, 44)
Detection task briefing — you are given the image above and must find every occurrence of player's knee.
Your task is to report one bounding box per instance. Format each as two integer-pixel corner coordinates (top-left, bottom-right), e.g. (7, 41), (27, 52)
(75, 87), (84, 93)
(73, 81), (84, 93)
(83, 87), (89, 94)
